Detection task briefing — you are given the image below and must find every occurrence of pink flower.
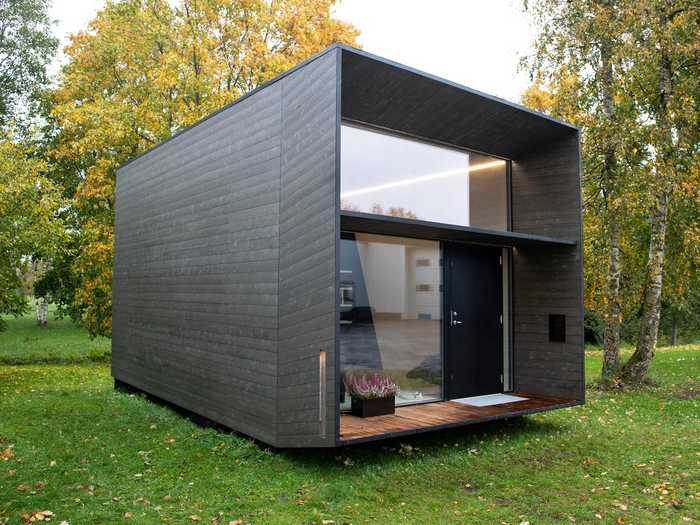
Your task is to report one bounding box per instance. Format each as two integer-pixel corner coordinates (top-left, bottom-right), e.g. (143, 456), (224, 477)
(343, 371), (400, 400)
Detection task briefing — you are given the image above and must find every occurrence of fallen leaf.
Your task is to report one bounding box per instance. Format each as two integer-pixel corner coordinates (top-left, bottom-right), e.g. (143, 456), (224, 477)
(163, 495), (173, 501)
(22, 511), (54, 523)
(228, 521), (242, 525)
(190, 515), (202, 522)
(1, 447), (13, 460)
(124, 512), (133, 519)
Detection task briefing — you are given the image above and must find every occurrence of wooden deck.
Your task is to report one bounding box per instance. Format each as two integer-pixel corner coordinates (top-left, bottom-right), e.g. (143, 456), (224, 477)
(339, 392), (578, 443)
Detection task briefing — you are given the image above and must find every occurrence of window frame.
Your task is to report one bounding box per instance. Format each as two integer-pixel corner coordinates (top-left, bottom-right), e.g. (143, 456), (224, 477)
(340, 119), (512, 233)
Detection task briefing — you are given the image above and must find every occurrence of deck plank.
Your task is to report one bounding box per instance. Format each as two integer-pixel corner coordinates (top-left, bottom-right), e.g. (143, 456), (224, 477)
(339, 392), (576, 442)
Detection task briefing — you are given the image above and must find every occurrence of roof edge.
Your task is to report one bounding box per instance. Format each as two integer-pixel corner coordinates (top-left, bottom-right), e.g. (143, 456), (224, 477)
(335, 44), (579, 133)
(118, 42), (578, 172)
(117, 44), (344, 172)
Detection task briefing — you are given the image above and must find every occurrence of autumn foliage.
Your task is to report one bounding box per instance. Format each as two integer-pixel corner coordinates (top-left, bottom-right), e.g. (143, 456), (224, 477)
(49, 0), (359, 336)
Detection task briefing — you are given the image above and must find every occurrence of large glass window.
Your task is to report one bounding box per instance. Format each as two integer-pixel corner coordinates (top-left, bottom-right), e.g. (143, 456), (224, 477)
(340, 124), (508, 230)
(339, 232), (442, 408)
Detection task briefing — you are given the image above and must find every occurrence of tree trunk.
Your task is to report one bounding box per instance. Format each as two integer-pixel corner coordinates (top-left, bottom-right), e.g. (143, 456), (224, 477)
(36, 296), (48, 326)
(599, 32), (622, 381)
(670, 314), (678, 346)
(602, 219), (622, 378)
(619, 17), (675, 385)
(619, 188), (668, 383)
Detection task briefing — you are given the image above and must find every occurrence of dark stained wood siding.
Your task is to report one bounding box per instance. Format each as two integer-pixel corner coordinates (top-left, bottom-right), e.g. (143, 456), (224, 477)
(113, 44), (584, 448)
(511, 132), (584, 401)
(112, 79), (284, 445)
(276, 49), (339, 447)
(341, 49), (574, 159)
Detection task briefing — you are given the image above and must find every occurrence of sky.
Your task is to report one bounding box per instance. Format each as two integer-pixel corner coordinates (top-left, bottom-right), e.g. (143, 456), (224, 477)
(48, 0), (536, 103)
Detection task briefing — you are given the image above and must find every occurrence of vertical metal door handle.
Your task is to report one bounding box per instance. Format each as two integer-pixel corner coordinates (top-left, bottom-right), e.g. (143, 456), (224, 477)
(450, 310), (462, 326)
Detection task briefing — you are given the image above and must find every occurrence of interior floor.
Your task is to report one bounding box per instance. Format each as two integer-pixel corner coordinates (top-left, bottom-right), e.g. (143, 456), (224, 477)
(339, 392), (578, 443)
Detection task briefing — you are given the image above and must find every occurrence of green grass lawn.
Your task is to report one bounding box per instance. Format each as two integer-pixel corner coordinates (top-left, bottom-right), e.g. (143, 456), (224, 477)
(0, 317), (698, 524)
(0, 309), (110, 365)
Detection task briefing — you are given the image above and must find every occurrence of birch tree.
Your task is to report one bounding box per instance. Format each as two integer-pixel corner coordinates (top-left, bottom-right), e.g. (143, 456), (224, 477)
(619, 1), (700, 383)
(525, 0), (700, 385)
(523, 0), (643, 381)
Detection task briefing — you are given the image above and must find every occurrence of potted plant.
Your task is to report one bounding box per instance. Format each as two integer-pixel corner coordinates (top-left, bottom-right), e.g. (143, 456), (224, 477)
(343, 371), (400, 417)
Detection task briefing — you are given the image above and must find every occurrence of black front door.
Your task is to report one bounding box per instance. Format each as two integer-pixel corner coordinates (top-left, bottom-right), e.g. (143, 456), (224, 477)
(444, 243), (503, 399)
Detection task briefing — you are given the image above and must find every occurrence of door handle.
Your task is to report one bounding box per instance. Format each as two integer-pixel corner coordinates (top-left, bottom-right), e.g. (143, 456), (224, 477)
(450, 310), (462, 326)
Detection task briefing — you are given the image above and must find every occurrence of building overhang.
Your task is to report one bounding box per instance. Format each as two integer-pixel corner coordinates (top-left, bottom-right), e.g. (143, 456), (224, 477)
(339, 45), (578, 160)
(341, 211), (577, 248)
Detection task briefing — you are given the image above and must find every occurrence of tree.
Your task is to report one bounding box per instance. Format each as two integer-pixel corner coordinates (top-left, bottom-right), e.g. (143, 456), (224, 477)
(50, 0), (359, 336)
(523, 0), (645, 381)
(524, 0), (700, 385)
(0, 0), (57, 127)
(618, 1), (700, 382)
(0, 133), (64, 330)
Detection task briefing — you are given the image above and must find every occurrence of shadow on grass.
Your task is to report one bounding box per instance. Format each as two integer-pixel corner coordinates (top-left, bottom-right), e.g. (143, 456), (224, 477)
(112, 379), (566, 469)
(0, 352), (111, 365)
(278, 416), (563, 468)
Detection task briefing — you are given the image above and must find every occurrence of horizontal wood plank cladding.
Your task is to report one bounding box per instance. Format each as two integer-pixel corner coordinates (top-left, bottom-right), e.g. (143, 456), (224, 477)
(113, 77), (284, 445)
(277, 48), (338, 447)
(511, 133), (584, 401)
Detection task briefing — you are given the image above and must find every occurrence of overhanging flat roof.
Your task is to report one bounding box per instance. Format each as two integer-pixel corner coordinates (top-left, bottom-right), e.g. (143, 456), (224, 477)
(120, 44), (578, 170)
(340, 45), (577, 159)
(341, 211), (577, 248)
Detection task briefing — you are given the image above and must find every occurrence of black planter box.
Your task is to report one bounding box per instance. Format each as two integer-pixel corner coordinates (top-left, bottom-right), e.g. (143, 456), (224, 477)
(351, 396), (395, 417)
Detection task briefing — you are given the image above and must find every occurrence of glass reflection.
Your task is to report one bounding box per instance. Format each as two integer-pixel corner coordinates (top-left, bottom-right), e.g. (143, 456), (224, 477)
(339, 232), (442, 408)
(340, 124), (508, 230)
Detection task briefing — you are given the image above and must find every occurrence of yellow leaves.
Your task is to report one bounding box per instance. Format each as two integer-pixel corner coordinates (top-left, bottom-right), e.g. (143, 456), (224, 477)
(612, 501), (628, 511)
(521, 82), (555, 114)
(46, 0), (359, 338)
(20, 510), (54, 523)
(0, 447), (13, 460)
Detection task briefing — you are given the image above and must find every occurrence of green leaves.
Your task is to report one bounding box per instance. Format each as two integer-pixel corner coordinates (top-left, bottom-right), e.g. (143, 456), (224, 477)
(0, 0), (58, 127)
(0, 132), (65, 330)
(524, 0), (700, 367)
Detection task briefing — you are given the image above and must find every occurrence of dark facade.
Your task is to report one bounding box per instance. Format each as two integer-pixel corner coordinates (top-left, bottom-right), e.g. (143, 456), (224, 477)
(113, 45), (584, 448)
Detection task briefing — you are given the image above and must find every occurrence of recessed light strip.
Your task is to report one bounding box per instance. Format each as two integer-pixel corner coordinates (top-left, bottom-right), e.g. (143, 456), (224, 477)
(340, 160), (505, 199)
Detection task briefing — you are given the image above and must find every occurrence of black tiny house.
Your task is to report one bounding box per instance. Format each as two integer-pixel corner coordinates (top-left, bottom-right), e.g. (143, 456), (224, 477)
(112, 45), (584, 447)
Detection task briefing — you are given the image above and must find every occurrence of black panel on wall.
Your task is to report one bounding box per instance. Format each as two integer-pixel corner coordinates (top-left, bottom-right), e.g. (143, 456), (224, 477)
(549, 314), (566, 343)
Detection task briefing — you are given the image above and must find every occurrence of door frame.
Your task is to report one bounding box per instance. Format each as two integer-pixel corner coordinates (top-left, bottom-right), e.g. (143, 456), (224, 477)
(441, 241), (510, 399)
